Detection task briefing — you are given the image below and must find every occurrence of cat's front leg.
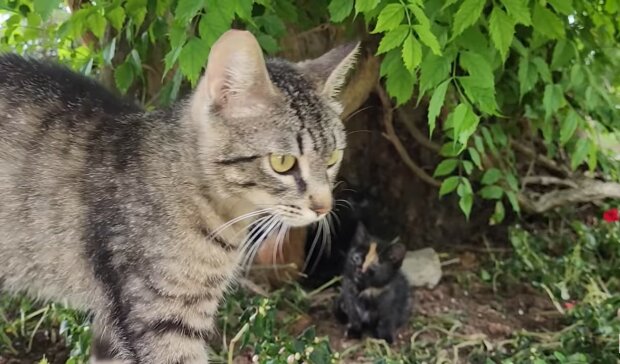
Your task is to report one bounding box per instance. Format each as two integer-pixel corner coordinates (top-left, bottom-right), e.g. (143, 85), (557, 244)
(373, 317), (396, 344)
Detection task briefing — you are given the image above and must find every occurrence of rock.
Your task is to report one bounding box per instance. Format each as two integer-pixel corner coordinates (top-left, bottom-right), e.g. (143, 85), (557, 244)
(401, 247), (442, 289)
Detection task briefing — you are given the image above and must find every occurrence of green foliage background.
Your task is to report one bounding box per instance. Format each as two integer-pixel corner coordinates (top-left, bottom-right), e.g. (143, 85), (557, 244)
(1, 1), (620, 363)
(2, 0), (619, 220)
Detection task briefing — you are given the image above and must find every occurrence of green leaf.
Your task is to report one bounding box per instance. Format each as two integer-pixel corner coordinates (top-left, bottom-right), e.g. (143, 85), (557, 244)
(126, 0), (147, 27)
(355, 0), (380, 14)
(532, 57), (552, 83)
(481, 168), (502, 185)
(433, 159), (459, 177)
(505, 172), (519, 191)
(106, 7), (126, 32)
(179, 38), (210, 85)
(452, 103), (480, 146)
(328, 0), (353, 22)
(532, 3), (565, 39)
(114, 61), (134, 94)
(488, 7), (515, 60)
(402, 33), (422, 72)
(439, 176), (460, 196)
(459, 193), (474, 219)
(547, 0), (573, 15)
(88, 12), (106, 40)
(102, 38), (116, 65)
(551, 39), (574, 70)
(462, 160), (474, 175)
(506, 190), (520, 213)
(385, 54), (415, 105)
(542, 84), (565, 120)
(468, 147), (482, 168)
(373, 3), (405, 33)
(419, 53), (451, 98)
(480, 185), (504, 199)
(459, 76), (498, 115)
(452, 0), (486, 37)
(380, 49), (401, 77)
(440, 142), (461, 157)
(234, 0), (254, 21)
(257, 33), (279, 54)
(570, 138), (588, 170)
(34, 0), (60, 20)
(413, 25), (442, 55)
(427, 79), (450, 137)
(559, 109), (581, 145)
(500, 0), (531, 25)
(490, 201), (505, 225)
(458, 177), (473, 196)
(176, 0), (205, 22)
(517, 58), (538, 99)
(460, 51), (494, 87)
(199, 6), (233, 48)
(377, 25), (409, 54)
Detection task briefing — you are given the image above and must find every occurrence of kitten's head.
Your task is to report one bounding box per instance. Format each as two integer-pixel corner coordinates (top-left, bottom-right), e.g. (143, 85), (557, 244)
(191, 30), (359, 227)
(345, 223), (406, 289)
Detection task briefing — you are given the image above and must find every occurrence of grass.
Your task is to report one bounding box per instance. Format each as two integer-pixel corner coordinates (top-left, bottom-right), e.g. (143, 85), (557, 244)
(1, 209), (619, 363)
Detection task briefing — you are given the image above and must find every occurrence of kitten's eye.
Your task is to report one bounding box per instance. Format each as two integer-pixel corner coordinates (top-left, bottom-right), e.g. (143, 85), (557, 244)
(327, 150), (343, 167)
(269, 154), (296, 173)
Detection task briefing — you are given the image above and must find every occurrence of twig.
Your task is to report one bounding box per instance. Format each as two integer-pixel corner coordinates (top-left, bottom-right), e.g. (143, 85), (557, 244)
(227, 323), (249, 364)
(238, 278), (269, 297)
(306, 276), (341, 298)
(522, 176), (578, 188)
(511, 140), (568, 176)
(375, 84), (441, 187)
(396, 108), (441, 152)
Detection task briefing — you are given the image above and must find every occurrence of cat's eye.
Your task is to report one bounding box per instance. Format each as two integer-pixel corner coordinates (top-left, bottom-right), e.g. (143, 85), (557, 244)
(327, 149), (343, 167)
(269, 154), (296, 173)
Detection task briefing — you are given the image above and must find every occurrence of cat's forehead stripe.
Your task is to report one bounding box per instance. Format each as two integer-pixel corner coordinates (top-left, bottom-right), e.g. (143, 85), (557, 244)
(265, 60), (334, 152)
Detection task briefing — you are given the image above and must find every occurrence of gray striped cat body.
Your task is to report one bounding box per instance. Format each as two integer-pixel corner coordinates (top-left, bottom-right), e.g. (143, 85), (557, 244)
(0, 30), (358, 363)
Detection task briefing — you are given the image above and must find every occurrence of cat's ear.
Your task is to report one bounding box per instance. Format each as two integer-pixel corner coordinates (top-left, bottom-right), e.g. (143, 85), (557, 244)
(192, 30), (279, 120)
(296, 41), (361, 101)
(352, 222), (369, 246)
(385, 243), (407, 267)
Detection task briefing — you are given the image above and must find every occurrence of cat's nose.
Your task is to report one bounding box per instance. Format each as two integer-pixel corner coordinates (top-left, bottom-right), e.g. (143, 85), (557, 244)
(310, 199), (332, 216)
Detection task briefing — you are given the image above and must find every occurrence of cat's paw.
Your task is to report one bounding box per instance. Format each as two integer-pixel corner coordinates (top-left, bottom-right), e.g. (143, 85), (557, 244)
(345, 325), (362, 340)
(373, 329), (394, 344)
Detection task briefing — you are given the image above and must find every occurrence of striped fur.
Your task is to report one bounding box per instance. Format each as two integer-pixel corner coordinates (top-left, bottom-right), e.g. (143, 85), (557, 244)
(0, 30), (358, 363)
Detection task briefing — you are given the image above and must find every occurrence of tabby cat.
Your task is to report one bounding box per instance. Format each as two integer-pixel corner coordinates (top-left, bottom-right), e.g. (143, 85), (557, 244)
(0, 30), (359, 363)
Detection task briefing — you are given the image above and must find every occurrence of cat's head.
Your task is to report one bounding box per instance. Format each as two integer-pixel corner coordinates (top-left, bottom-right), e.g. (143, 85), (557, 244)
(345, 223), (406, 289)
(191, 30), (359, 227)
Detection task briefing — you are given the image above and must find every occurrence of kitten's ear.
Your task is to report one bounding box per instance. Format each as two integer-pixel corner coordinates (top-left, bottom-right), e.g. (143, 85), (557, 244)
(352, 222), (369, 246)
(192, 30), (279, 120)
(296, 41), (361, 100)
(385, 243), (407, 267)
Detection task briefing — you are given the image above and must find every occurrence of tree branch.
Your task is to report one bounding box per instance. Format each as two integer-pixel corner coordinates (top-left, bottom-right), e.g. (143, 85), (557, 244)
(519, 178), (620, 213)
(511, 140), (568, 176)
(396, 107), (441, 153)
(376, 84), (441, 187)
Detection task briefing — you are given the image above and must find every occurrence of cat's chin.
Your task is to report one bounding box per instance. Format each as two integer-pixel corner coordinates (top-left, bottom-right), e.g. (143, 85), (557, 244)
(280, 216), (321, 228)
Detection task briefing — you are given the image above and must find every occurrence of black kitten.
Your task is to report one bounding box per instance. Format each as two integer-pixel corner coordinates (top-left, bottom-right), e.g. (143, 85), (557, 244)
(333, 223), (411, 344)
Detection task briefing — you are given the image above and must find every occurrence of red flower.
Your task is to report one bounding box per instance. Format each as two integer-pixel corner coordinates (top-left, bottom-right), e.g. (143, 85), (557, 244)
(563, 301), (576, 311)
(603, 208), (619, 222)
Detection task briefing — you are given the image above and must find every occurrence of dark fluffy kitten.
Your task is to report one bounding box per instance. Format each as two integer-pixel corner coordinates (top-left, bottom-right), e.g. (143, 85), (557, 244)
(333, 223), (411, 343)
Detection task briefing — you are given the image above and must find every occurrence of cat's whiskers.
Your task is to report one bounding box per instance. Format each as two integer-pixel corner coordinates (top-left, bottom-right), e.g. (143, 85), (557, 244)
(328, 209), (341, 229)
(303, 220), (323, 273)
(208, 208), (274, 242)
(335, 199), (354, 210)
(241, 215), (281, 272)
(239, 215), (275, 269)
(272, 221), (289, 280)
